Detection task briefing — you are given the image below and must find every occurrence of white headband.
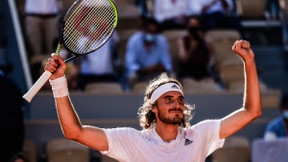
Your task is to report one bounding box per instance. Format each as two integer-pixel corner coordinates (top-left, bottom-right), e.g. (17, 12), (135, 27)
(150, 83), (183, 104)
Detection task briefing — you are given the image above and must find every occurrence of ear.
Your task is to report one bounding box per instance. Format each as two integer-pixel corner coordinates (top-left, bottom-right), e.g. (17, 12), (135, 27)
(151, 103), (157, 113)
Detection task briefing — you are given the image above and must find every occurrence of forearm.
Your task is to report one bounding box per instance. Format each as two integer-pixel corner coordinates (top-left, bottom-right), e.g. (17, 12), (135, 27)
(243, 60), (262, 117)
(50, 76), (83, 140)
(55, 96), (83, 140)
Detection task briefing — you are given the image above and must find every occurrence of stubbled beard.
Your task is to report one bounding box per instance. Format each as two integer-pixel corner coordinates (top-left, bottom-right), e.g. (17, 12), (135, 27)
(157, 108), (183, 125)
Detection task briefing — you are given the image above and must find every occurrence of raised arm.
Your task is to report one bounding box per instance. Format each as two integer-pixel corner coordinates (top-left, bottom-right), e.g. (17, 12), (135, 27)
(45, 54), (109, 151)
(219, 40), (262, 139)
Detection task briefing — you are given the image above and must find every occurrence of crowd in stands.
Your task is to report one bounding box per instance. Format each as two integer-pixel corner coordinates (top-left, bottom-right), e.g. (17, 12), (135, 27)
(21, 0), (287, 94)
(18, 0), (287, 96)
(24, 0), (252, 93)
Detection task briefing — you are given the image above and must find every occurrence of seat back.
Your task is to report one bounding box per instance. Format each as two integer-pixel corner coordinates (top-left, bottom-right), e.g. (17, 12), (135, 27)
(212, 136), (251, 162)
(205, 30), (242, 68)
(47, 138), (90, 162)
(23, 139), (37, 162)
(162, 30), (187, 71)
(235, 0), (267, 19)
(84, 82), (124, 95)
(252, 138), (288, 162)
(131, 81), (149, 95)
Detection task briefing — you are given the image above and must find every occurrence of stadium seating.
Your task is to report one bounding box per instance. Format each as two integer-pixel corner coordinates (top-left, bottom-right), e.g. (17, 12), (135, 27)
(131, 81), (149, 95)
(114, 0), (142, 29)
(23, 139), (37, 162)
(162, 30), (187, 71)
(212, 136), (251, 162)
(84, 82), (124, 95)
(235, 0), (267, 19)
(252, 138), (288, 162)
(182, 79), (223, 94)
(118, 29), (139, 65)
(205, 29), (243, 88)
(46, 138), (90, 162)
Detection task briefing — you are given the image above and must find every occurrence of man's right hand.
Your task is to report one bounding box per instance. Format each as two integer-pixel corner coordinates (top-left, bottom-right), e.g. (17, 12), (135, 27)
(45, 53), (67, 80)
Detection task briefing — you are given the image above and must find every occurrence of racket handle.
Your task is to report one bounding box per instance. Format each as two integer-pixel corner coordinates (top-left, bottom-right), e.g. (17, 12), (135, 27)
(23, 71), (52, 103)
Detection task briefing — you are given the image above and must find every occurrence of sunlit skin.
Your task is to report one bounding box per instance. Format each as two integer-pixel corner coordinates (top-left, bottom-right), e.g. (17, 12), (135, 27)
(151, 91), (185, 142)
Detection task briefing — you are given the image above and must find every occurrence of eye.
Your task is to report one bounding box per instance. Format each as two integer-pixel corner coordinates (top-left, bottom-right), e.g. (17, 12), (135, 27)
(178, 98), (184, 104)
(163, 97), (174, 104)
(165, 98), (172, 102)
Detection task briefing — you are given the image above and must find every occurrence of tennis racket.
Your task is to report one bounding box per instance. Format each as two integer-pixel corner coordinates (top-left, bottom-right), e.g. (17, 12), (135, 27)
(23, 0), (118, 102)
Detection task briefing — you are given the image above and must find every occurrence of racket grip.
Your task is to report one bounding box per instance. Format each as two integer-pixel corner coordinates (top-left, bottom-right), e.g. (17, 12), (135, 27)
(23, 71), (52, 103)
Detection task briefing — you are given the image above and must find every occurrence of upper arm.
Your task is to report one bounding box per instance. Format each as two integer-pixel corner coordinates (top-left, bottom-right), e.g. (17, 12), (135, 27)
(75, 125), (109, 151)
(220, 108), (258, 139)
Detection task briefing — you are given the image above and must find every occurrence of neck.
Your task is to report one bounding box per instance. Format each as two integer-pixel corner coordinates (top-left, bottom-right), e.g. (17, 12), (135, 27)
(155, 123), (179, 142)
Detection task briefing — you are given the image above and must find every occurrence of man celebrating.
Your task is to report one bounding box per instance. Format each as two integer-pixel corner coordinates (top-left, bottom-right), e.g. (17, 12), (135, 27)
(45, 40), (261, 161)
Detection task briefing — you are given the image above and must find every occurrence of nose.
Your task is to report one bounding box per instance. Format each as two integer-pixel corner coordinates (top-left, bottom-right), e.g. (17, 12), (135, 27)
(173, 99), (181, 108)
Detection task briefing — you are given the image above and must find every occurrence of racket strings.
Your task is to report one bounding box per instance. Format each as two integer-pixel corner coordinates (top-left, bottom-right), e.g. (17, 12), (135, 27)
(65, 2), (111, 51)
(63, 0), (116, 54)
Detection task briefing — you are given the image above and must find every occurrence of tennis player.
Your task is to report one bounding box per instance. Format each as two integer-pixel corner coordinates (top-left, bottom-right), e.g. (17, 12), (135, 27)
(45, 40), (261, 161)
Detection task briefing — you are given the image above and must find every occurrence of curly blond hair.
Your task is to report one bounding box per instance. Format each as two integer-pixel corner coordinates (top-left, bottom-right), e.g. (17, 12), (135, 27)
(137, 73), (194, 129)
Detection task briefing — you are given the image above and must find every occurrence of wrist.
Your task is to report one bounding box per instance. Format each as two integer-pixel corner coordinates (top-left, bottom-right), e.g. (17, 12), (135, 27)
(50, 74), (65, 81)
(49, 75), (69, 98)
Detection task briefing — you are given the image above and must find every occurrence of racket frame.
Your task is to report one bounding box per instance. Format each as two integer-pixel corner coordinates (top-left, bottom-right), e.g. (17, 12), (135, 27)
(23, 0), (118, 102)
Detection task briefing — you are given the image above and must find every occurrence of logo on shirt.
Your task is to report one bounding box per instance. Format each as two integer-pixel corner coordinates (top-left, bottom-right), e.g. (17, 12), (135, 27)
(171, 84), (179, 89)
(185, 138), (193, 146)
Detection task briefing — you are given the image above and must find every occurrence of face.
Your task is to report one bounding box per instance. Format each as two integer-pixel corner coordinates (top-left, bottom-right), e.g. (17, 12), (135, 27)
(145, 24), (157, 35)
(14, 159), (25, 162)
(152, 91), (185, 125)
(187, 17), (200, 28)
(144, 24), (158, 44)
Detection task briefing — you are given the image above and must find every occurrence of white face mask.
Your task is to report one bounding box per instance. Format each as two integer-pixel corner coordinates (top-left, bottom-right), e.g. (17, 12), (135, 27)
(283, 110), (288, 119)
(144, 34), (156, 43)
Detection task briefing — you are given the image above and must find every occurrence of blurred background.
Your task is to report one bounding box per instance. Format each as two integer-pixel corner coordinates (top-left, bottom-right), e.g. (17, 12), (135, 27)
(1, 0), (288, 161)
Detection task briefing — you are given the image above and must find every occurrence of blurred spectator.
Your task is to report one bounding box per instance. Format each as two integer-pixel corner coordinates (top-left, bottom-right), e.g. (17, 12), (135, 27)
(134, 0), (149, 19)
(177, 16), (214, 82)
(74, 32), (121, 91)
(125, 18), (172, 88)
(187, 0), (240, 31)
(264, 95), (288, 140)
(25, 0), (60, 80)
(10, 153), (29, 162)
(25, 0), (60, 57)
(153, 0), (188, 30)
(264, 0), (280, 20)
(0, 64), (25, 162)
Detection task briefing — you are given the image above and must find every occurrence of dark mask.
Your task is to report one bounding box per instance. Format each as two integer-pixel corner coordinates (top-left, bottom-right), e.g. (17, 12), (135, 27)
(188, 26), (201, 40)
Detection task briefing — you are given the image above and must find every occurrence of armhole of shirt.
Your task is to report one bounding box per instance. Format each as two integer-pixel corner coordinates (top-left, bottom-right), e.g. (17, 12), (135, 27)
(100, 129), (112, 155)
(216, 120), (225, 147)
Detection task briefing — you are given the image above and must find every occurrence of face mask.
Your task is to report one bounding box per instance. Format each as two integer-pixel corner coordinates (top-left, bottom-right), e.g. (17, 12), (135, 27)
(188, 26), (201, 40)
(188, 26), (200, 34)
(144, 34), (156, 43)
(283, 110), (288, 119)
